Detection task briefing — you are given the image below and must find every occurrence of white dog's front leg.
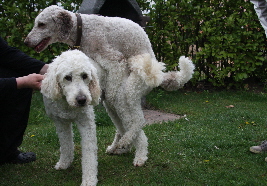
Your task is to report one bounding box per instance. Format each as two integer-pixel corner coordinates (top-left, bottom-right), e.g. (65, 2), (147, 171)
(77, 119), (98, 186)
(54, 121), (74, 170)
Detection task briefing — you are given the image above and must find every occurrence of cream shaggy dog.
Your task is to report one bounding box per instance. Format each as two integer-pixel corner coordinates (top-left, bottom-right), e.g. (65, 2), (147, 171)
(25, 5), (195, 167)
(41, 50), (101, 186)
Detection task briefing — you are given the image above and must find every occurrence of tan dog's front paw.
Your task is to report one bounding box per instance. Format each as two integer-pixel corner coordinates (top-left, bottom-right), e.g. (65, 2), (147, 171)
(133, 156), (148, 167)
(54, 161), (70, 170)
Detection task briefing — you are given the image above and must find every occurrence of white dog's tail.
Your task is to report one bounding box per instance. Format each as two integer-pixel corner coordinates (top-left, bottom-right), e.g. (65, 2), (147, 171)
(160, 56), (195, 91)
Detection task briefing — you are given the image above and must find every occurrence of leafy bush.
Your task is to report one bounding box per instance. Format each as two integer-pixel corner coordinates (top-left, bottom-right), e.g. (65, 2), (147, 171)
(147, 0), (267, 88)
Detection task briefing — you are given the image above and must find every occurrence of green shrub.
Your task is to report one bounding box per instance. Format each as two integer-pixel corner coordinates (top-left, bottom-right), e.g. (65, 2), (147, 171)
(147, 0), (267, 88)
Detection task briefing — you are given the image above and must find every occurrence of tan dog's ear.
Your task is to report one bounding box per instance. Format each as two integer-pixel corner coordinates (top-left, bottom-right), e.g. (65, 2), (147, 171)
(52, 10), (73, 41)
(41, 63), (61, 100)
(89, 69), (101, 106)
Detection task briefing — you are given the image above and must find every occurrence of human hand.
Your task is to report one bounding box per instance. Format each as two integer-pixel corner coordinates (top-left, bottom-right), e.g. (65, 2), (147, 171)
(16, 73), (44, 90)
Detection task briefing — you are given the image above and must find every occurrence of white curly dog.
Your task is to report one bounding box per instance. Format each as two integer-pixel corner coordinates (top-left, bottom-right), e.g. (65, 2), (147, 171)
(41, 50), (101, 186)
(25, 5), (195, 167)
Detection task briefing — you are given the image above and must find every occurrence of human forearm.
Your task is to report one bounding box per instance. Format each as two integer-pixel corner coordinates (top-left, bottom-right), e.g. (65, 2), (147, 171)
(16, 74), (44, 90)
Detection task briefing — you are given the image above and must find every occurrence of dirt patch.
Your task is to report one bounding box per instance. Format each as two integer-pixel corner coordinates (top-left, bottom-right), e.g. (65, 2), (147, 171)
(143, 109), (182, 125)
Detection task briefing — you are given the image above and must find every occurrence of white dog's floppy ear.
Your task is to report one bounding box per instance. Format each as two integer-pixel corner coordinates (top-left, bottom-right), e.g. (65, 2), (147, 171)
(89, 69), (101, 106)
(41, 63), (61, 100)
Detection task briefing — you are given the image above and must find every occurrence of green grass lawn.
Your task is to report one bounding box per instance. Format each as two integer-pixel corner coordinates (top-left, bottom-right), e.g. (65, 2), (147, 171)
(1, 89), (267, 185)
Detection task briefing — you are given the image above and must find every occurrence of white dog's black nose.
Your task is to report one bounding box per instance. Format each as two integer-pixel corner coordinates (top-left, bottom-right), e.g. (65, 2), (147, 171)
(76, 95), (87, 106)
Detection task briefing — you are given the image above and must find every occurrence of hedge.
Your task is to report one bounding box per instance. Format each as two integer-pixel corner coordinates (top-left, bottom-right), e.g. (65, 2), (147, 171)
(146, 0), (267, 88)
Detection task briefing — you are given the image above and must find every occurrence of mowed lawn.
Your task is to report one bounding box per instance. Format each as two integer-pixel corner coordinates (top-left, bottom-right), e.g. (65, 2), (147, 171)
(1, 89), (267, 185)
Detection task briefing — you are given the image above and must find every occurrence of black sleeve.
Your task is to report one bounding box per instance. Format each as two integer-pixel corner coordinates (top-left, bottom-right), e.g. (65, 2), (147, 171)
(0, 78), (17, 98)
(0, 37), (46, 95)
(0, 37), (45, 76)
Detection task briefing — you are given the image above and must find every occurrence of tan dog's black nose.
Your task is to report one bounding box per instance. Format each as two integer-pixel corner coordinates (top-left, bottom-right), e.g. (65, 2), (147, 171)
(24, 39), (30, 47)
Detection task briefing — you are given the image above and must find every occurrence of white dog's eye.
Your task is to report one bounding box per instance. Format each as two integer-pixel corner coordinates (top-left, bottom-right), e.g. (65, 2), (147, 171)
(65, 75), (72, 81)
(82, 74), (88, 80)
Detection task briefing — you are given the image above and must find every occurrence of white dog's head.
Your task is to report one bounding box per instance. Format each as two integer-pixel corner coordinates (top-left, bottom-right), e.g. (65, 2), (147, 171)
(24, 5), (73, 52)
(41, 50), (101, 107)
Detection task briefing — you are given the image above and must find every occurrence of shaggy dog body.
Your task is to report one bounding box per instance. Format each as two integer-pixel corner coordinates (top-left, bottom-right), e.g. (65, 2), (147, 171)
(41, 50), (101, 186)
(25, 5), (195, 167)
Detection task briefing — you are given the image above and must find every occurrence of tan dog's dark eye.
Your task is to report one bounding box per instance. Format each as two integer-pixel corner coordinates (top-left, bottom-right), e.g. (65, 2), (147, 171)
(65, 75), (72, 81)
(82, 74), (88, 80)
(38, 23), (45, 27)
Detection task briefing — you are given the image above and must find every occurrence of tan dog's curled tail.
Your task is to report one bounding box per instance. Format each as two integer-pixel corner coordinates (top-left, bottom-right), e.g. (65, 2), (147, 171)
(160, 56), (195, 91)
(128, 54), (165, 88)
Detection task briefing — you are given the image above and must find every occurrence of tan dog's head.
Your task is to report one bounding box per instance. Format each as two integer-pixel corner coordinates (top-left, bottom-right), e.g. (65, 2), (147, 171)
(24, 5), (74, 52)
(41, 50), (101, 107)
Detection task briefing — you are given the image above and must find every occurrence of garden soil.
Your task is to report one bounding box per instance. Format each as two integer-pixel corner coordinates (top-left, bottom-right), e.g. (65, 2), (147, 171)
(143, 110), (182, 125)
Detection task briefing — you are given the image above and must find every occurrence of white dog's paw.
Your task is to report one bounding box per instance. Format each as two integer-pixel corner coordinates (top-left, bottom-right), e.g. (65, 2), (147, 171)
(54, 161), (71, 170)
(81, 181), (97, 186)
(133, 156), (148, 167)
(81, 178), (97, 186)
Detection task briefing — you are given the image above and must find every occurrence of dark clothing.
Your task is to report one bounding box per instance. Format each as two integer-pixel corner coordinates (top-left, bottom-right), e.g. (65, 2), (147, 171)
(0, 37), (45, 164)
(250, 0), (267, 37)
(0, 37), (45, 96)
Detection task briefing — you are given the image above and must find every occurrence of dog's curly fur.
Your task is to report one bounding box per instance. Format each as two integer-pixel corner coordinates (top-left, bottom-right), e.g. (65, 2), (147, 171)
(41, 50), (101, 186)
(25, 5), (195, 169)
